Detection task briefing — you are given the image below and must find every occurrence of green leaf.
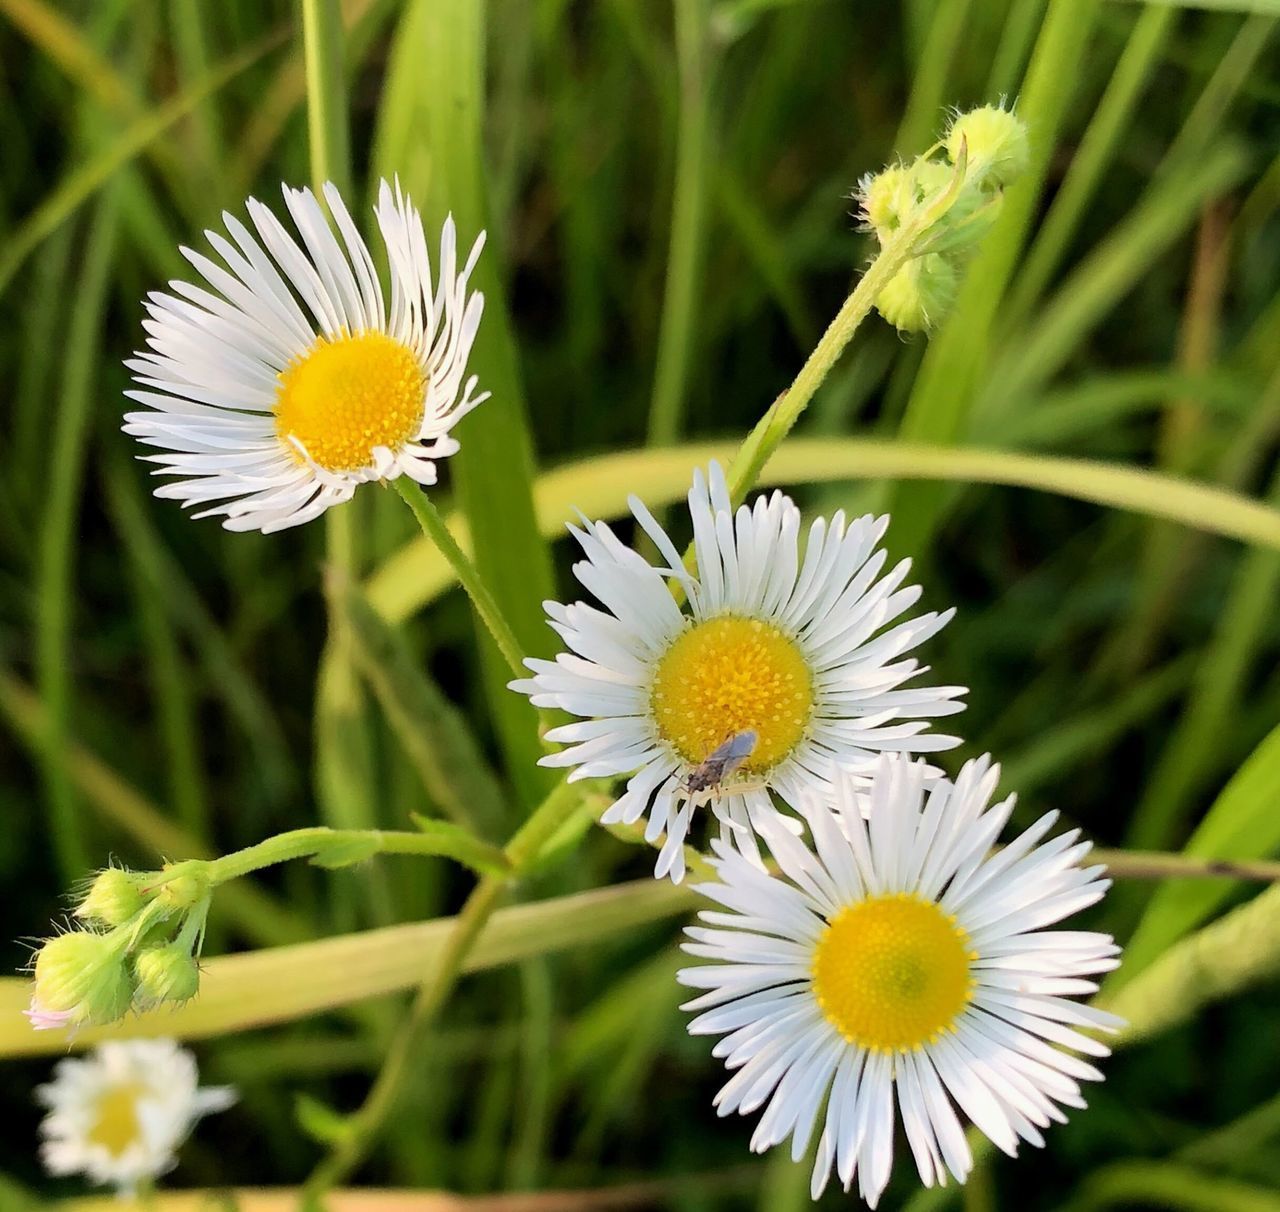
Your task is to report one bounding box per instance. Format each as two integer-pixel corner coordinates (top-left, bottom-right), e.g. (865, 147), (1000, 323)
(372, 0), (555, 808)
(1120, 721), (1280, 980)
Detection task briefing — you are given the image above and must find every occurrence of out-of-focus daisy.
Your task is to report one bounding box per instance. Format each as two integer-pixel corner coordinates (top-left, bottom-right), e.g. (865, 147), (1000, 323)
(510, 462), (964, 880)
(36, 1039), (235, 1193)
(678, 755), (1122, 1206)
(124, 180), (486, 532)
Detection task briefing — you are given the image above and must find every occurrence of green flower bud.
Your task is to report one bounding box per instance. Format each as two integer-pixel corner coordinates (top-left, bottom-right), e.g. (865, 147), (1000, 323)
(30, 932), (135, 1028)
(156, 864), (210, 913)
(874, 254), (959, 334)
(946, 104), (1029, 190)
(860, 165), (909, 236)
(134, 943), (201, 1006)
(75, 867), (147, 928)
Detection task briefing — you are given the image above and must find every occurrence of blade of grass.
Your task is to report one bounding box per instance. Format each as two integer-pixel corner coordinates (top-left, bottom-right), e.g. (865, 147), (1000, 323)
(1004, 3), (1176, 326)
(122, 509), (209, 839)
(103, 456), (296, 802)
(1160, 14), (1277, 176)
(0, 878), (695, 1055)
(1119, 368), (1280, 849)
(895, 0), (975, 157)
(372, 0), (556, 808)
(336, 572), (511, 840)
(985, 0), (1047, 99)
(885, 0), (1104, 555)
(0, 26), (286, 296)
(35, 191), (119, 882)
(1120, 720), (1280, 979)
(1104, 878), (1280, 1043)
(367, 439), (1280, 623)
(646, 0), (712, 446)
(980, 140), (1250, 420)
(1067, 1162), (1280, 1212)
(0, 669), (308, 946)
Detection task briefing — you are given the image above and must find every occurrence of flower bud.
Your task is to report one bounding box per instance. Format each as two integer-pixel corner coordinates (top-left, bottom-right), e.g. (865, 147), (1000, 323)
(76, 868), (147, 928)
(946, 105), (1029, 190)
(29, 932), (134, 1029)
(860, 165), (908, 236)
(156, 865), (210, 913)
(875, 254), (959, 334)
(134, 943), (200, 1006)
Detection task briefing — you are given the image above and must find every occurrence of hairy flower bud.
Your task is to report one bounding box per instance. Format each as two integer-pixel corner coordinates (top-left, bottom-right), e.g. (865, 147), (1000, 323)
(134, 943), (201, 1006)
(946, 104), (1029, 189)
(156, 865), (210, 913)
(28, 932), (134, 1030)
(860, 165), (908, 236)
(874, 254), (960, 334)
(76, 868), (147, 928)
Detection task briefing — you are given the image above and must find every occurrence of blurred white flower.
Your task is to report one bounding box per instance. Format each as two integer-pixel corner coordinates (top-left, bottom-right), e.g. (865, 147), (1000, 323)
(124, 179), (486, 532)
(36, 1039), (235, 1193)
(678, 755), (1122, 1206)
(511, 461), (965, 881)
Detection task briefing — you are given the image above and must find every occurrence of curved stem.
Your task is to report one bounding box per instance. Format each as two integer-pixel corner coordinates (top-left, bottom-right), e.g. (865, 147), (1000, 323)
(192, 826), (510, 883)
(303, 778), (581, 1193)
(393, 479), (529, 679)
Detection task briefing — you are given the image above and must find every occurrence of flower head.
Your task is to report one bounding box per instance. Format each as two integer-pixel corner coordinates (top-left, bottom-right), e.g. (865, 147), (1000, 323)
(76, 868), (148, 928)
(946, 104), (1029, 190)
(511, 463), (965, 881)
(26, 932), (134, 1032)
(36, 1039), (235, 1193)
(677, 755), (1122, 1206)
(124, 179), (486, 532)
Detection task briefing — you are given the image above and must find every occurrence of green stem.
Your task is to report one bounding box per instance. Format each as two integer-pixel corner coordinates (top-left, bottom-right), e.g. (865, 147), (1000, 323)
(1093, 849), (1280, 884)
(723, 214), (934, 509)
(167, 826), (511, 884)
(303, 777), (580, 1194)
(299, 0), (351, 197)
(646, 0), (711, 446)
(393, 478), (529, 679)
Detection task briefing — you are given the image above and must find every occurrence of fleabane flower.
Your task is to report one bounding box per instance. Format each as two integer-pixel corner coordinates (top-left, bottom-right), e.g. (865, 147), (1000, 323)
(510, 462), (965, 881)
(677, 756), (1122, 1206)
(124, 179), (486, 532)
(36, 1039), (235, 1193)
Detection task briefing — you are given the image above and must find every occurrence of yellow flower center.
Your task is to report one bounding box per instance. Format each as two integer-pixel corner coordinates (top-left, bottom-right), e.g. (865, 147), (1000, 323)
(274, 331), (425, 472)
(811, 894), (976, 1053)
(649, 616), (813, 771)
(87, 1083), (146, 1157)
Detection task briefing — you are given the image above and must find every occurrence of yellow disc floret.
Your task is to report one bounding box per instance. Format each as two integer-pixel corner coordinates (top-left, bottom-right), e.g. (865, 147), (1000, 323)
(275, 331), (425, 473)
(812, 894), (976, 1053)
(87, 1084), (146, 1156)
(649, 616), (813, 771)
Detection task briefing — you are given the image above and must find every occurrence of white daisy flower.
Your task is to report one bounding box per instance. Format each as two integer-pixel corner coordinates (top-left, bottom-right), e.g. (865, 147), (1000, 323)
(677, 755), (1123, 1206)
(36, 1039), (235, 1193)
(123, 179), (487, 532)
(510, 462), (965, 881)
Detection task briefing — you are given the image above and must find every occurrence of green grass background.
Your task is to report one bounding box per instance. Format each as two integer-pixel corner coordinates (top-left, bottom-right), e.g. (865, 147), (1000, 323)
(1, 0), (1279, 1207)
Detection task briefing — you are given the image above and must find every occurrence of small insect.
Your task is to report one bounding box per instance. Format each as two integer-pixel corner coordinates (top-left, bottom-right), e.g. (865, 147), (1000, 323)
(682, 729), (758, 798)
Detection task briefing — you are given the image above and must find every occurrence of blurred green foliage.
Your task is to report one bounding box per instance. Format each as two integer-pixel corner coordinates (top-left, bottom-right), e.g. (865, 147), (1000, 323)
(0, 0), (1278, 1207)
